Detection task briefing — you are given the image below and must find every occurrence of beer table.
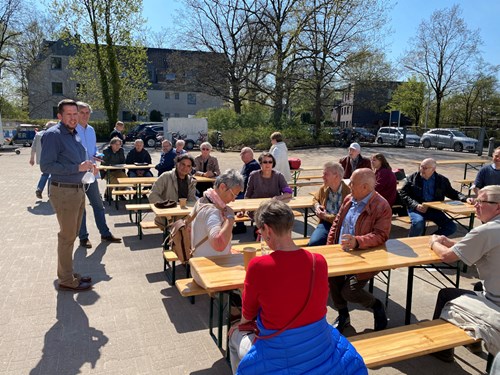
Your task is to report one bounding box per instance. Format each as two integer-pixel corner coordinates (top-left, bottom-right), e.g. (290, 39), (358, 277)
(189, 236), (458, 347)
(422, 200), (476, 232)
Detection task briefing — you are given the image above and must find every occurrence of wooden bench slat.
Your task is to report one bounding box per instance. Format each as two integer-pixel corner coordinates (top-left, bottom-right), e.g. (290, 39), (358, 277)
(125, 203), (152, 211)
(350, 319), (477, 368)
(140, 221), (161, 230)
(112, 189), (151, 195)
(232, 237), (310, 252)
(175, 278), (207, 297)
(393, 216), (411, 224)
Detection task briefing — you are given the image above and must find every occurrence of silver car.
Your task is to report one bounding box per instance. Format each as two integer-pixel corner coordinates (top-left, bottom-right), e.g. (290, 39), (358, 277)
(420, 129), (477, 152)
(376, 127), (421, 147)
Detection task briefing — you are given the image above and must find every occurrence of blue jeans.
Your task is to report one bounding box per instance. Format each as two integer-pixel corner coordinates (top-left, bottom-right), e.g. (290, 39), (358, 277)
(37, 173), (50, 192)
(408, 209), (457, 237)
(79, 180), (111, 240)
(308, 221), (332, 246)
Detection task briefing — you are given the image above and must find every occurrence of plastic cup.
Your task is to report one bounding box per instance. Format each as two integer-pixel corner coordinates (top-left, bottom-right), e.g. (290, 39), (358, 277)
(179, 198), (187, 209)
(243, 247), (257, 270)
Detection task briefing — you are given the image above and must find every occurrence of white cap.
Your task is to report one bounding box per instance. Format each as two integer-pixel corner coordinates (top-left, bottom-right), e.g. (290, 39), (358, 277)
(349, 142), (361, 152)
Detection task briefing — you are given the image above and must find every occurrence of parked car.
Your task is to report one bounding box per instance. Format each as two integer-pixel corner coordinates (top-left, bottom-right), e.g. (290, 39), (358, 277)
(137, 124), (164, 147)
(352, 127), (376, 143)
(125, 122), (162, 142)
(420, 128), (478, 152)
(376, 127), (421, 147)
(11, 124), (37, 146)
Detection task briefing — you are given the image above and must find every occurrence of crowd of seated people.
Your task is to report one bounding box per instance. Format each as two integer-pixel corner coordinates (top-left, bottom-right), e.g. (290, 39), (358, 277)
(97, 132), (497, 373)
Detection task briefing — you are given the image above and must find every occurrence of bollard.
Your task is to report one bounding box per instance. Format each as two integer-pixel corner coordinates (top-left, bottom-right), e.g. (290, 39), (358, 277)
(488, 137), (495, 157)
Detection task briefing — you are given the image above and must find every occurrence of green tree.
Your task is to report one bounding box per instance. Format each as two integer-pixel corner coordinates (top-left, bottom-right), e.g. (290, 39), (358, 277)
(51, 0), (149, 130)
(387, 77), (425, 126)
(402, 5), (482, 128)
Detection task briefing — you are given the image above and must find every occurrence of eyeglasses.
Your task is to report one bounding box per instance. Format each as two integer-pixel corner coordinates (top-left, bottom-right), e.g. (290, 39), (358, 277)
(475, 199), (499, 206)
(261, 160), (273, 164)
(227, 188), (237, 198)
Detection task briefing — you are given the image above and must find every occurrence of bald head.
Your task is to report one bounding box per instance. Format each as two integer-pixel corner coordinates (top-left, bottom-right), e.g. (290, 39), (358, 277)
(419, 158), (437, 180)
(240, 147), (254, 164)
(350, 168), (376, 200)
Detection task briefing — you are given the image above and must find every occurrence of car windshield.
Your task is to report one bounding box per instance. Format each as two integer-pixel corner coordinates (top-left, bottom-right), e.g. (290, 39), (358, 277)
(450, 130), (467, 137)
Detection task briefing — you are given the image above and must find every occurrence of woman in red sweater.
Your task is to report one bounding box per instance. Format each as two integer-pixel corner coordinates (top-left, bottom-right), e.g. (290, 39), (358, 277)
(371, 153), (397, 206)
(228, 200), (367, 374)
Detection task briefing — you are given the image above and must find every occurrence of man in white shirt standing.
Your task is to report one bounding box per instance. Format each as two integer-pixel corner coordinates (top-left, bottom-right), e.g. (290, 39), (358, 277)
(76, 102), (121, 248)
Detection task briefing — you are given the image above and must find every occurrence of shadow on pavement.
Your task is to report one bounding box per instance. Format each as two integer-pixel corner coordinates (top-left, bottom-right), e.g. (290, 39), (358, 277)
(190, 358), (232, 375)
(27, 201), (54, 216)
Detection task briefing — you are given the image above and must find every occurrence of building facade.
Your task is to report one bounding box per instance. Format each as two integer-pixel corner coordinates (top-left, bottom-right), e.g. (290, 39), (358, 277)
(28, 40), (225, 120)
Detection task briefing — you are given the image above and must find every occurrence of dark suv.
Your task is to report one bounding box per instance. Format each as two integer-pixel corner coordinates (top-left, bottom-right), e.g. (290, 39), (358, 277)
(137, 125), (164, 147)
(125, 122), (162, 142)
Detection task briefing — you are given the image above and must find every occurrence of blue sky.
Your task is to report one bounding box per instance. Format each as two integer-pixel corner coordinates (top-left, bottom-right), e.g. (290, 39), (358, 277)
(142, 0), (499, 76)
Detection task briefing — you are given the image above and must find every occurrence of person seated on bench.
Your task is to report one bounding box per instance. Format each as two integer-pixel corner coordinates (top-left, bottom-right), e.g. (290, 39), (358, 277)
(193, 141), (221, 196)
(428, 185), (500, 363)
(400, 158), (472, 237)
(308, 161), (349, 246)
(371, 153), (397, 207)
(155, 139), (176, 176)
(149, 154), (197, 229)
(191, 169), (243, 257)
(125, 139), (153, 177)
(229, 200), (367, 375)
(326, 168), (392, 333)
(102, 137), (127, 184)
(473, 146), (500, 196)
(339, 142), (371, 179)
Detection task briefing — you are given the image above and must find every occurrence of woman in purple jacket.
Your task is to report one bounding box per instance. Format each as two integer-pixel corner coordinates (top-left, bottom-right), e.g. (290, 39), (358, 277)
(371, 153), (397, 206)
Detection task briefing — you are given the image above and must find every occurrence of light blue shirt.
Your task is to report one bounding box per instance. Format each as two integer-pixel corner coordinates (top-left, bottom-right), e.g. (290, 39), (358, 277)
(338, 192), (373, 244)
(76, 123), (100, 179)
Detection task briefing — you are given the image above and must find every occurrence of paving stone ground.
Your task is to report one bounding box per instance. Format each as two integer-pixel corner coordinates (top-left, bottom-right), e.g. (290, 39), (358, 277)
(0, 143), (491, 374)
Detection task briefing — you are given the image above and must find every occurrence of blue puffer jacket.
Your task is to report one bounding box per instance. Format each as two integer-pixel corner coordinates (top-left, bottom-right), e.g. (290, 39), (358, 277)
(237, 316), (367, 375)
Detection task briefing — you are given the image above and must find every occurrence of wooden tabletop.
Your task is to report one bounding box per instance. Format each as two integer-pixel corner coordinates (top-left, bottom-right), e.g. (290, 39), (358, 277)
(190, 236), (440, 292)
(422, 201), (475, 215)
(291, 166), (323, 173)
(193, 176), (216, 183)
(151, 195), (314, 218)
(117, 177), (158, 185)
(99, 164), (155, 170)
(412, 159), (486, 166)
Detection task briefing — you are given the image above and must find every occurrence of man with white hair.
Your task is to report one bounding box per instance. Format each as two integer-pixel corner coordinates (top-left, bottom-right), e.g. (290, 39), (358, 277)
(400, 158), (472, 237)
(339, 142), (371, 179)
(155, 139), (176, 176)
(175, 139), (187, 156)
(428, 185), (500, 363)
(125, 139), (153, 177)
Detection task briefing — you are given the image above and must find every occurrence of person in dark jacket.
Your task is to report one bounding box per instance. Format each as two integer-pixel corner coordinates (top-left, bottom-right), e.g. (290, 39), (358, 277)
(339, 142), (371, 179)
(109, 121), (125, 143)
(155, 139), (176, 176)
(125, 139), (153, 177)
(400, 158), (474, 237)
(102, 137), (127, 184)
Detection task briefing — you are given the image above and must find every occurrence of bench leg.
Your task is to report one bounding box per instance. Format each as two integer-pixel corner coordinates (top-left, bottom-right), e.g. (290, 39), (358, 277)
(405, 266), (414, 325)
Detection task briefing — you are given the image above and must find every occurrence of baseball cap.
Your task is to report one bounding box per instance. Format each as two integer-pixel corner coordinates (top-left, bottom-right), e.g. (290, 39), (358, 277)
(349, 142), (361, 152)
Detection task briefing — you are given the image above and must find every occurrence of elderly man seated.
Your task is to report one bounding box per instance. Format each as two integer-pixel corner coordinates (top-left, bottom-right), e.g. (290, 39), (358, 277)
(149, 154), (197, 229)
(400, 158), (473, 237)
(155, 139), (176, 176)
(125, 139), (153, 177)
(339, 142), (371, 179)
(428, 185), (500, 363)
(326, 168), (392, 333)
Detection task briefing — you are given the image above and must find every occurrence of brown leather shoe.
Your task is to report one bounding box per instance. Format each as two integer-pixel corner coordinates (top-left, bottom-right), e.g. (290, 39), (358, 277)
(58, 281), (92, 291)
(80, 239), (92, 248)
(101, 235), (122, 243)
(73, 273), (92, 283)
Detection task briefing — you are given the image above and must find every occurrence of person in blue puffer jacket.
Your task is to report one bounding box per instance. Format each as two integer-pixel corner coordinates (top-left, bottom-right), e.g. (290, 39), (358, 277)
(228, 199), (367, 374)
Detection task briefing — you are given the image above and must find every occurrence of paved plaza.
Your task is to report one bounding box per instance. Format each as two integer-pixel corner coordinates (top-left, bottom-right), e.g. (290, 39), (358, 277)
(0, 143), (491, 374)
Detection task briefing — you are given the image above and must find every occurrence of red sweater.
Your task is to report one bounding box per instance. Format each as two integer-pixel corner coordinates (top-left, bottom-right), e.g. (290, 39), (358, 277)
(242, 249), (328, 330)
(375, 167), (397, 206)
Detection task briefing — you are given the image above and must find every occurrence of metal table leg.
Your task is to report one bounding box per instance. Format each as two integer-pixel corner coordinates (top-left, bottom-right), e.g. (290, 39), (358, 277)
(405, 266), (414, 325)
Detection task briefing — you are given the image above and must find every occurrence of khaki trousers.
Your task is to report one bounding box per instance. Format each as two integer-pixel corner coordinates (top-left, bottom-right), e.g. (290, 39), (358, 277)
(49, 185), (85, 287)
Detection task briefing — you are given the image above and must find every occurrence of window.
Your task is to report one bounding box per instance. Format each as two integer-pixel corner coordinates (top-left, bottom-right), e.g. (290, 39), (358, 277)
(52, 107), (58, 118)
(165, 92), (170, 99)
(51, 57), (62, 70)
(52, 82), (63, 95)
(166, 73), (176, 81)
(164, 113), (170, 118)
(187, 93), (196, 105)
(174, 93), (179, 100)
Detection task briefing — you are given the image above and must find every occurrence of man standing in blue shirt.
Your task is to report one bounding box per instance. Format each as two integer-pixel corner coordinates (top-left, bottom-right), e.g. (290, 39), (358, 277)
(155, 139), (176, 176)
(40, 99), (94, 291)
(76, 102), (121, 248)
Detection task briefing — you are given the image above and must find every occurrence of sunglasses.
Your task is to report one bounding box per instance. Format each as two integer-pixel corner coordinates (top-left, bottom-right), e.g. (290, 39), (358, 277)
(261, 160), (273, 164)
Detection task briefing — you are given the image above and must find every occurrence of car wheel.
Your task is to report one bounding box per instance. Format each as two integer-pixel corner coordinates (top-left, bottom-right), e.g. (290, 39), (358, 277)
(146, 138), (156, 148)
(376, 138), (383, 144)
(453, 142), (463, 152)
(422, 139), (431, 148)
(185, 140), (195, 150)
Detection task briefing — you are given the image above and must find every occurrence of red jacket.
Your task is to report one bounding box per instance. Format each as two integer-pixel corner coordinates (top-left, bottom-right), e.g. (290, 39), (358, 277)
(327, 191), (392, 279)
(339, 154), (372, 179)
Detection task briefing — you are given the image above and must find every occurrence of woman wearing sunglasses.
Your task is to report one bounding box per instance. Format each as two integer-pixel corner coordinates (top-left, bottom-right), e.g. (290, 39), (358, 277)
(245, 152), (292, 202)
